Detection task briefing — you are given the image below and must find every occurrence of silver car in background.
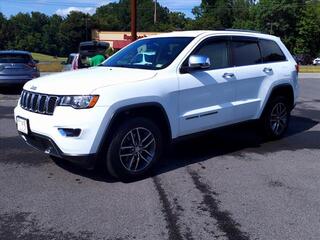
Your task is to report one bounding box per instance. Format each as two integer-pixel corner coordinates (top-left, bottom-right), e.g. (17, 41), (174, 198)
(0, 50), (40, 87)
(61, 53), (77, 71)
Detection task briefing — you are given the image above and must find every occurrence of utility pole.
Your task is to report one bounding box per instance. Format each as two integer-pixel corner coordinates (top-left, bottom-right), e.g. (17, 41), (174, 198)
(154, 0), (157, 24)
(85, 15), (88, 41)
(131, 0), (137, 42)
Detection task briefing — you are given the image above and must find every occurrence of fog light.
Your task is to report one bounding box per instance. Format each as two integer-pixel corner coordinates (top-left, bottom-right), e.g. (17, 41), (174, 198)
(58, 128), (81, 137)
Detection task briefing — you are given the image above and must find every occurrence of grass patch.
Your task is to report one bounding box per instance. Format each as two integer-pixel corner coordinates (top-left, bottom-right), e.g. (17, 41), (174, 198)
(32, 52), (67, 72)
(32, 52), (66, 62)
(37, 62), (64, 72)
(299, 65), (320, 73)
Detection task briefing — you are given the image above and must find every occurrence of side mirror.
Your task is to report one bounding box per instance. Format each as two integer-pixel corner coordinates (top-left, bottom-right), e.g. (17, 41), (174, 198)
(34, 59), (39, 64)
(188, 55), (211, 70)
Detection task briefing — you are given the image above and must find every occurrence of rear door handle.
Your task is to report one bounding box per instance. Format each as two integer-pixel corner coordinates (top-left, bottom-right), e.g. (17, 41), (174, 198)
(223, 73), (235, 79)
(263, 67), (273, 73)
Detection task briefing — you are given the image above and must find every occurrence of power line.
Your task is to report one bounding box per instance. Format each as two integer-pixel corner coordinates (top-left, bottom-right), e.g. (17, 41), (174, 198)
(4, 0), (320, 12)
(7, 0), (99, 7)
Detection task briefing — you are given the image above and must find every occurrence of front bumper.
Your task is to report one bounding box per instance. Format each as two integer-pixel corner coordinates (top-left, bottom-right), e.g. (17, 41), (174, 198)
(19, 131), (97, 169)
(14, 102), (109, 156)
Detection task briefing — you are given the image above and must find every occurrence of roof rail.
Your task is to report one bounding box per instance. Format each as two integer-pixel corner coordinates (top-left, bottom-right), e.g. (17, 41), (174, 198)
(224, 28), (262, 34)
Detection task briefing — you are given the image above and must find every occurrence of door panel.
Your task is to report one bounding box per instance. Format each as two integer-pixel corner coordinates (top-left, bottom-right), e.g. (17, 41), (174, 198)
(231, 37), (265, 121)
(178, 37), (237, 136)
(178, 67), (236, 136)
(232, 65), (266, 121)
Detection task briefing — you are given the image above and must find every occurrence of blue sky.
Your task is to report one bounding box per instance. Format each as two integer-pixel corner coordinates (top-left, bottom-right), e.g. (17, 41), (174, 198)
(0, 0), (201, 18)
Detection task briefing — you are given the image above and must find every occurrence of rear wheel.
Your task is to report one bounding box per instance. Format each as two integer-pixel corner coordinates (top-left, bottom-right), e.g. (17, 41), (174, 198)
(106, 117), (163, 180)
(260, 96), (290, 140)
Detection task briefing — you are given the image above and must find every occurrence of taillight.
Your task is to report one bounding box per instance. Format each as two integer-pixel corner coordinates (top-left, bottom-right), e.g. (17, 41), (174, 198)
(295, 64), (299, 73)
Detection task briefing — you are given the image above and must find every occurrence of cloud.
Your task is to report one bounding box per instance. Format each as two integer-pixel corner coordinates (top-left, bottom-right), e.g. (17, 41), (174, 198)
(55, 6), (96, 16)
(54, 0), (114, 16)
(158, 0), (200, 11)
(52, 0), (200, 17)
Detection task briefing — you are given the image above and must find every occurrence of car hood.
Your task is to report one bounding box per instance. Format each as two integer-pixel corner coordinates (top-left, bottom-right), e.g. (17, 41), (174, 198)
(24, 67), (157, 95)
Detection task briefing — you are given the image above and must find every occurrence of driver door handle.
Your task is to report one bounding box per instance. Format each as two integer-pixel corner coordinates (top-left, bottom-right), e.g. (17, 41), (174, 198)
(263, 67), (273, 73)
(223, 73), (235, 79)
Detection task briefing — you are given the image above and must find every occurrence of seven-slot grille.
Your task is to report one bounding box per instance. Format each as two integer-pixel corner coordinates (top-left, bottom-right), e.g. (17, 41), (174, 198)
(20, 90), (59, 115)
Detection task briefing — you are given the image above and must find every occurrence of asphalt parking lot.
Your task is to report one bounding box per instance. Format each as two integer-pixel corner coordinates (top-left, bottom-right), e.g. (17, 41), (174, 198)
(0, 74), (319, 240)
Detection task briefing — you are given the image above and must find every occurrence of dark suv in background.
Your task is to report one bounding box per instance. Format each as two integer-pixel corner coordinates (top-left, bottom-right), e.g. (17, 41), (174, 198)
(0, 50), (40, 87)
(77, 41), (109, 68)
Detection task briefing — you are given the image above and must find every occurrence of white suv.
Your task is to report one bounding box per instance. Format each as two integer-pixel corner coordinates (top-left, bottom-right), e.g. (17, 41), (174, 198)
(313, 57), (320, 65)
(14, 30), (299, 179)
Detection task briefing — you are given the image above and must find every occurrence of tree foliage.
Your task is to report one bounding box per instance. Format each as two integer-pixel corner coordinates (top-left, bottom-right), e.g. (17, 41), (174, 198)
(0, 0), (319, 57)
(294, 0), (320, 56)
(253, 0), (305, 52)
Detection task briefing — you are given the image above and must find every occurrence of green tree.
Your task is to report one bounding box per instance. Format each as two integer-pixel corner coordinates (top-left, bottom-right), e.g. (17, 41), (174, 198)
(93, 0), (190, 32)
(42, 14), (63, 56)
(232, 0), (256, 29)
(0, 13), (9, 50)
(253, 0), (306, 51)
(294, 0), (320, 56)
(94, 0), (130, 31)
(191, 0), (234, 29)
(167, 12), (190, 31)
(7, 13), (32, 50)
(58, 11), (93, 55)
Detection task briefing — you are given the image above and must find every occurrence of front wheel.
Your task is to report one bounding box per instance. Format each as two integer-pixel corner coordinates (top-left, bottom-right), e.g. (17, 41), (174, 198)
(106, 117), (163, 180)
(260, 96), (290, 140)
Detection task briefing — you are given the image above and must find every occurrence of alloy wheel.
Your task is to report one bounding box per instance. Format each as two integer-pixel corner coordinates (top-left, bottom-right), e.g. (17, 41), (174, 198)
(270, 102), (288, 136)
(119, 127), (156, 172)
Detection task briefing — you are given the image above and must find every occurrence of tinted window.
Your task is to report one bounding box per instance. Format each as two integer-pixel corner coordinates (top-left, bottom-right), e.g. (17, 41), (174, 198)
(260, 39), (286, 63)
(232, 41), (262, 66)
(194, 40), (229, 69)
(0, 53), (31, 63)
(104, 37), (193, 70)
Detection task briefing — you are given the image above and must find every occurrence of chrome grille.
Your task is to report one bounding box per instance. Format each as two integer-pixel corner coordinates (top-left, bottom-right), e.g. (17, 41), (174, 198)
(20, 90), (59, 115)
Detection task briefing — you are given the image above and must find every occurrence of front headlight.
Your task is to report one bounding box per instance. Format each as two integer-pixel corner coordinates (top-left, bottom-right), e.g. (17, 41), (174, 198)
(59, 95), (99, 109)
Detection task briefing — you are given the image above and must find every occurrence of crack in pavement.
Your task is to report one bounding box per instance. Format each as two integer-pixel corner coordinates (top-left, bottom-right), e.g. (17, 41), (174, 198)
(188, 168), (250, 240)
(152, 176), (185, 240)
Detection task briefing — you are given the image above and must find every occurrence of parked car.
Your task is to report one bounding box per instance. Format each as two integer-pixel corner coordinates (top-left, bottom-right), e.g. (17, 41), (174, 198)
(61, 53), (77, 71)
(312, 57), (320, 65)
(0, 50), (39, 86)
(14, 30), (299, 180)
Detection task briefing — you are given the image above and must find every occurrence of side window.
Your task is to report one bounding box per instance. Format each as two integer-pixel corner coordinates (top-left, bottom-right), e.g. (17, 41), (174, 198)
(232, 40), (262, 66)
(260, 39), (286, 63)
(194, 40), (230, 69)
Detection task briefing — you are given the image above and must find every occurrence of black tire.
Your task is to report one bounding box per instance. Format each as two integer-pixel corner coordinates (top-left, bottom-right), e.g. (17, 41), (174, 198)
(105, 117), (163, 180)
(260, 96), (290, 140)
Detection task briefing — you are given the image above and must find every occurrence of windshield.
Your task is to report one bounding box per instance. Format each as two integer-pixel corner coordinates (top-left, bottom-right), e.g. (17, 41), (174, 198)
(0, 53), (31, 63)
(103, 37), (194, 70)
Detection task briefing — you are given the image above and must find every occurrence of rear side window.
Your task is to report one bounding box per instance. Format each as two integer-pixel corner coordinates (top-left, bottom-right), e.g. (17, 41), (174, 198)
(259, 39), (286, 63)
(194, 40), (230, 69)
(0, 53), (31, 63)
(232, 40), (262, 66)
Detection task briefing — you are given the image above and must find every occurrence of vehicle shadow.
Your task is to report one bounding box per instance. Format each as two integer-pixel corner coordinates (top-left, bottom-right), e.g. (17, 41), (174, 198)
(52, 157), (117, 183)
(153, 115), (319, 177)
(54, 115), (319, 183)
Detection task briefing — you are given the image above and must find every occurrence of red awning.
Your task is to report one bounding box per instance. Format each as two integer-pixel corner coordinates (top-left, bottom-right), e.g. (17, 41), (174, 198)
(113, 40), (131, 50)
